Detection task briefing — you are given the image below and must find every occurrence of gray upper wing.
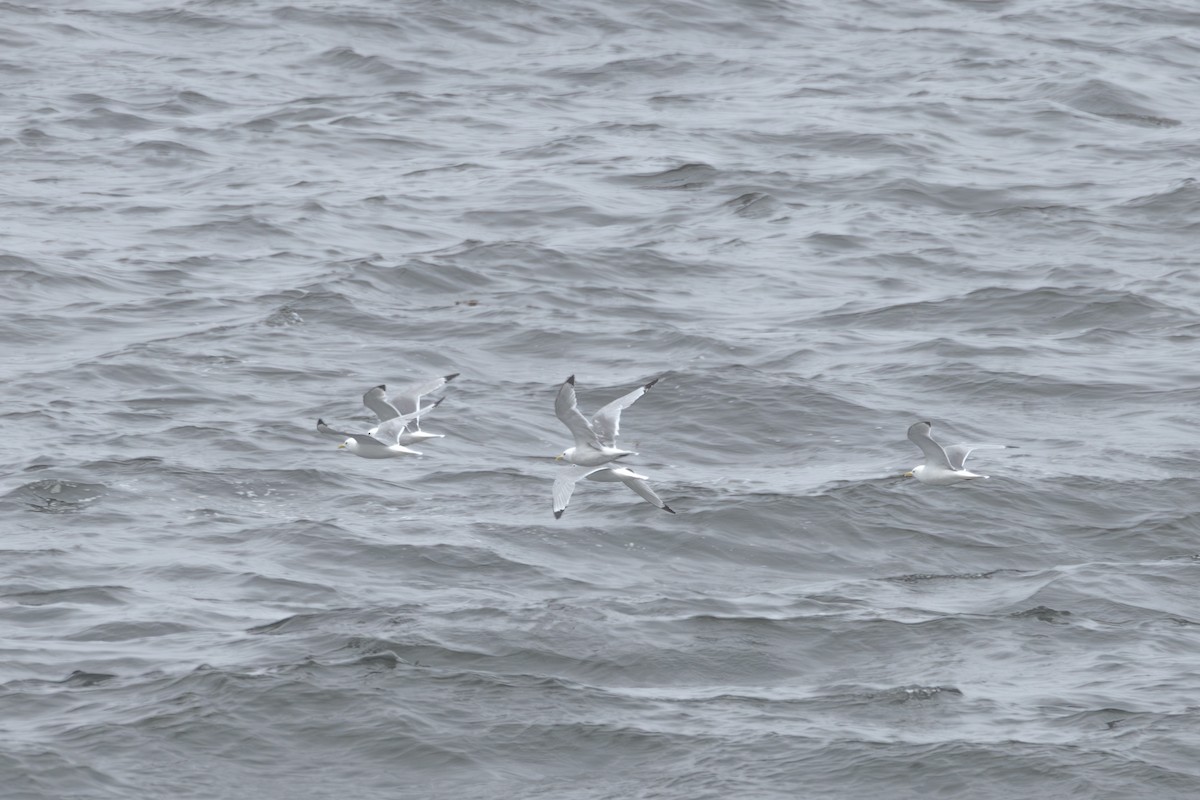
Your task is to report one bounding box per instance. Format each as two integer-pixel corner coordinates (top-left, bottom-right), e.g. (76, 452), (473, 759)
(391, 373), (459, 416)
(943, 443), (1010, 471)
(316, 419), (383, 447)
(591, 377), (658, 448)
(317, 419), (356, 440)
(617, 472), (674, 513)
(362, 385), (402, 422)
(552, 467), (605, 518)
(555, 375), (600, 450)
(372, 398), (445, 443)
(907, 421), (952, 469)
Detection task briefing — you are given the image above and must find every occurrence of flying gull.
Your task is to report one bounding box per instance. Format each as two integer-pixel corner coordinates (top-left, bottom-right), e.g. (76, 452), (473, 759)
(316, 389), (445, 459)
(904, 420), (1011, 485)
(365, 373), (459, 445)
(554, 374), (659, 467)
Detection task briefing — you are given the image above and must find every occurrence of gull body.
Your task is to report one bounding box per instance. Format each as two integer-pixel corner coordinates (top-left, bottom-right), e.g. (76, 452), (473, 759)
(908, 462), (984, 485)
(554, 374), (658, 467)
(552, 465), (675, 519)
(557, 444), (633, 467)
(905, 420), (1009, 485)
(364, 373), (458, 445)
(317, 417), (422, 458)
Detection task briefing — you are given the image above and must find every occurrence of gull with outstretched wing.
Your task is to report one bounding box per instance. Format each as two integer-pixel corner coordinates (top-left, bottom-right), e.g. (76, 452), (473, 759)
(364, 373), (459, 445)
(554, 374), (659, 467)
(904, 420), (1013, 485)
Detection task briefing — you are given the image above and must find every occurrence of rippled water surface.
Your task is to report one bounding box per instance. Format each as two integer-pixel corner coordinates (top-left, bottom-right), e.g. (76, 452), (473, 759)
(4, 1), (1200, 797)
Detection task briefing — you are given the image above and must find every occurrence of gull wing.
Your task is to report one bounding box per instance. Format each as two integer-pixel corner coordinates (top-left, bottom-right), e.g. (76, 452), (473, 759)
(391, 373), (459, 417)
(555, 375), (600, 450)
(372, 417), (409, 445)
(552, 467), (606, 519)
(943, 443), (1012, 471)
(362, 385), (403, 422)
(907, 421), (952, 469)
(591, 377), (659, 448)
(316, 419), (354, 440)
(587, 467), (675, 513)
(617, 472), (675, 513)
(372, 398), (445, 443)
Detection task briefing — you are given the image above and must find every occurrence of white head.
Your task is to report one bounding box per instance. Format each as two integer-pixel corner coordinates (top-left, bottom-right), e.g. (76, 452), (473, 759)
(904, 465), (923, 479)
(338, 438), (356, 452)
(555, 447), (574, 462)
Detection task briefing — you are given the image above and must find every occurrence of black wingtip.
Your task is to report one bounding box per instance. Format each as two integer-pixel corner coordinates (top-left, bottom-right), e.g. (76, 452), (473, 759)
(316, 418), (325, 425)
(431, 396), (446, 407)
(375, 384), (386, 390)
(553, 510), (564, 519)
(644, 376), (661, 390)
(565, 374), (575, 385)
(444, 372), (460, 382)
(663, 504), (676, 514)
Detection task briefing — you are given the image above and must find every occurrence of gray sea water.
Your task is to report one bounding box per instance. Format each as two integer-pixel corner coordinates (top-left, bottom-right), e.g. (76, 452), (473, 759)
(4, 0), (1200, 797)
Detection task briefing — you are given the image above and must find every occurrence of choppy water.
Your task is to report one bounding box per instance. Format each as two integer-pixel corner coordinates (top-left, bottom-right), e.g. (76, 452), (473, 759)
(4, 0), (1200, 797)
